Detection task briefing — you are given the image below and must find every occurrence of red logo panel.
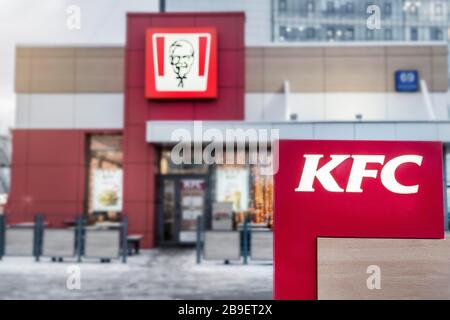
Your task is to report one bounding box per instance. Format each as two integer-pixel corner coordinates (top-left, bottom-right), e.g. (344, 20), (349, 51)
(274, 140), (445, 300)
(145, 27), (217, 99)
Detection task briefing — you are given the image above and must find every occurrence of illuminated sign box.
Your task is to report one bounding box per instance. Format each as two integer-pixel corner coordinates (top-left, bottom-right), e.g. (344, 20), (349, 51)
(145, 27), (217, 99)
(274, 140), (444, 300)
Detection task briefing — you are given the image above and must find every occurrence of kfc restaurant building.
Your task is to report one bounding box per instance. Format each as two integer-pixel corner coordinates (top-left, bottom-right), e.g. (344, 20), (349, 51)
(6, 12), (450, 249)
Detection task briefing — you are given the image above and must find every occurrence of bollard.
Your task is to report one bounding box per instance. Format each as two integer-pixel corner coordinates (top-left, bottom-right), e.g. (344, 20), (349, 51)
(121, 215), (128, 264)
(242, 217), (249, 265)
(196, 215), (203, 264)
(75, 215), (83, 263)
(33, 214), (44, 262)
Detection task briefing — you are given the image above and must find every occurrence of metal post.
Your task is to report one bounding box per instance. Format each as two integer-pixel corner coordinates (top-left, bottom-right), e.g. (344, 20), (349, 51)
(196, 215), (203, 264)
(0, 215), (5, 260)
(121, 215), (128, 264)
(76, 216), (83, 263)
(242, 217), (249, 265)
(159, 0), (166, 12)
(34, 214), (44, 262)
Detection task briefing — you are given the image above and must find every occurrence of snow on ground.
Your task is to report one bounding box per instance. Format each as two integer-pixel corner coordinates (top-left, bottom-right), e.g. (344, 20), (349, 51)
(0, 248), (273, 300)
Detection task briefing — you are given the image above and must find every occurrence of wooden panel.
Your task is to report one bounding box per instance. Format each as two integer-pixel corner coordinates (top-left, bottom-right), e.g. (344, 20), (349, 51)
(204, 231), (240, 261)
(431, 54), (448, 92)
(31, 47), (75, 58)
(432, 46), (447, 55)
(15, 47), (124, 93)
(75, 47), (124, 58)
(387, 46), (432, 56)
(15, 56), (31, 92)
(246, 54), (264, 92)
(317, 236), (450, 300)
(75, 57), (124, 92)
(265, 47), (323, 57)
(325, 46), (385, 57)
(264, 56), (324, 92)
(326, 56), (386, 92)
(30, 56), (75, 92)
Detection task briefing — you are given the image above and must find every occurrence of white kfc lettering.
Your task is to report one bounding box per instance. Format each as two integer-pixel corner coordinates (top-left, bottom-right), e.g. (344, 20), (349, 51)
(295, 154), (423, 194)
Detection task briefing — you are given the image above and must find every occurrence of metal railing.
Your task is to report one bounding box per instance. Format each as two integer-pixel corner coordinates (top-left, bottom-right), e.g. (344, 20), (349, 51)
(0, 214), (128, 263)
(196, 216), (273, 265)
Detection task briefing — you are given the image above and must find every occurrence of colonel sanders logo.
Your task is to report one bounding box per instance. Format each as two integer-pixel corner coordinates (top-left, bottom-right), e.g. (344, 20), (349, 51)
(169, 40), (194, 88)
(146, 28), (217, 99)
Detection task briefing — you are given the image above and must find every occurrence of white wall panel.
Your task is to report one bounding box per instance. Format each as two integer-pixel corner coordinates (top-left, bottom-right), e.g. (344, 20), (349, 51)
(354, 123), (396, 140)
(245, 94), (264, 121)
(313, 123), (354, 140)
(275, 123), (314, 139)
(29, 94), (75, 128)
(15, 94), (30, 128)
(74, 94), (123, 129)
(386, 93), (429, 120)
(325, 93), (387, 121)
(15, 93), (123, 129)
(262, 93), (286, 121)
(288, 94), (325, 121)
(438, 123), (450, 141)
(245, 92), (448, 122)
(147, 121), (450, 143)
(395, 123), (439, 141)
(431, 93), (449, 120)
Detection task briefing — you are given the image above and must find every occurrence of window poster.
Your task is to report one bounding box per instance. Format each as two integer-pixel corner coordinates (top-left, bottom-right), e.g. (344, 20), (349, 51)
(92, 169), (123, 212)
(216, 166), (249, 211)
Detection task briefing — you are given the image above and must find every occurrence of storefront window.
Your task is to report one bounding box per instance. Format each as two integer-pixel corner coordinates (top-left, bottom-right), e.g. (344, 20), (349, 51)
(157, 147), (274, 242)
(214, 152), (273, 228)
(250, 163), (273, 228)
(159, 148), (209, 175)
(86, 134), (123, 224)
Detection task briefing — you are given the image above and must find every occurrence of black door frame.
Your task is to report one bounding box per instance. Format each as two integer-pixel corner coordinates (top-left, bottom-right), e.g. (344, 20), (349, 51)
(157, 174), (211, 246)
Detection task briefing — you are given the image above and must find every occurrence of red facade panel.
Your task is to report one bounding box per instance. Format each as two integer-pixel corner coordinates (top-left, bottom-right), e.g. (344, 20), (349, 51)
(28, 131), (83, 165)
(10, 130), (28, 166)
(123, 13), (245, 247)
(6, 129), (86, 225)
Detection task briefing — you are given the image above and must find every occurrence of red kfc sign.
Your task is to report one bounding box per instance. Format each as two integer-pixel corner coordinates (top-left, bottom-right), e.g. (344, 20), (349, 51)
(274, 140), (445, 300)
(145, 27), (217, 99)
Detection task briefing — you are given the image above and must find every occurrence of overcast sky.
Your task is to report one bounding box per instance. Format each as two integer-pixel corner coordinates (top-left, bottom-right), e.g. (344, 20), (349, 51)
(0, 0), (159, 135)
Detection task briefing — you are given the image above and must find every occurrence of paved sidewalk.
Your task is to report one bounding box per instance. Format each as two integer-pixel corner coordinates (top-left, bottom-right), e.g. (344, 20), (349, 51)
(0, 248), (273, 300)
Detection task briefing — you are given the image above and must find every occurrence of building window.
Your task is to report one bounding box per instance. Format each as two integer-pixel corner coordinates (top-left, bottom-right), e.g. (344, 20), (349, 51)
(86, 134), (123, 224)
(279, 26), (287, 41)
(326, 27), (335, 41)
(279, 0), (287, 13)
(326, 1), (335, 14)
(431, 27), (443, 41)
(383, 2), (392, 16)
(435, 2), (444, 16)
(306, 27), (316, 39)
(366, 29), (375, 40)
(345, 2), (355, 14)
(345, 27), (355, 40)
(306, 0), (315, 12)
(410, 27), (418, 41)
(384, 28), (393, 40)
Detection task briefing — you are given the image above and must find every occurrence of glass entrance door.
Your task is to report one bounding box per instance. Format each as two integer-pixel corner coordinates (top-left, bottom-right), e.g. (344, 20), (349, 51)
(158, 175), (208, 245)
